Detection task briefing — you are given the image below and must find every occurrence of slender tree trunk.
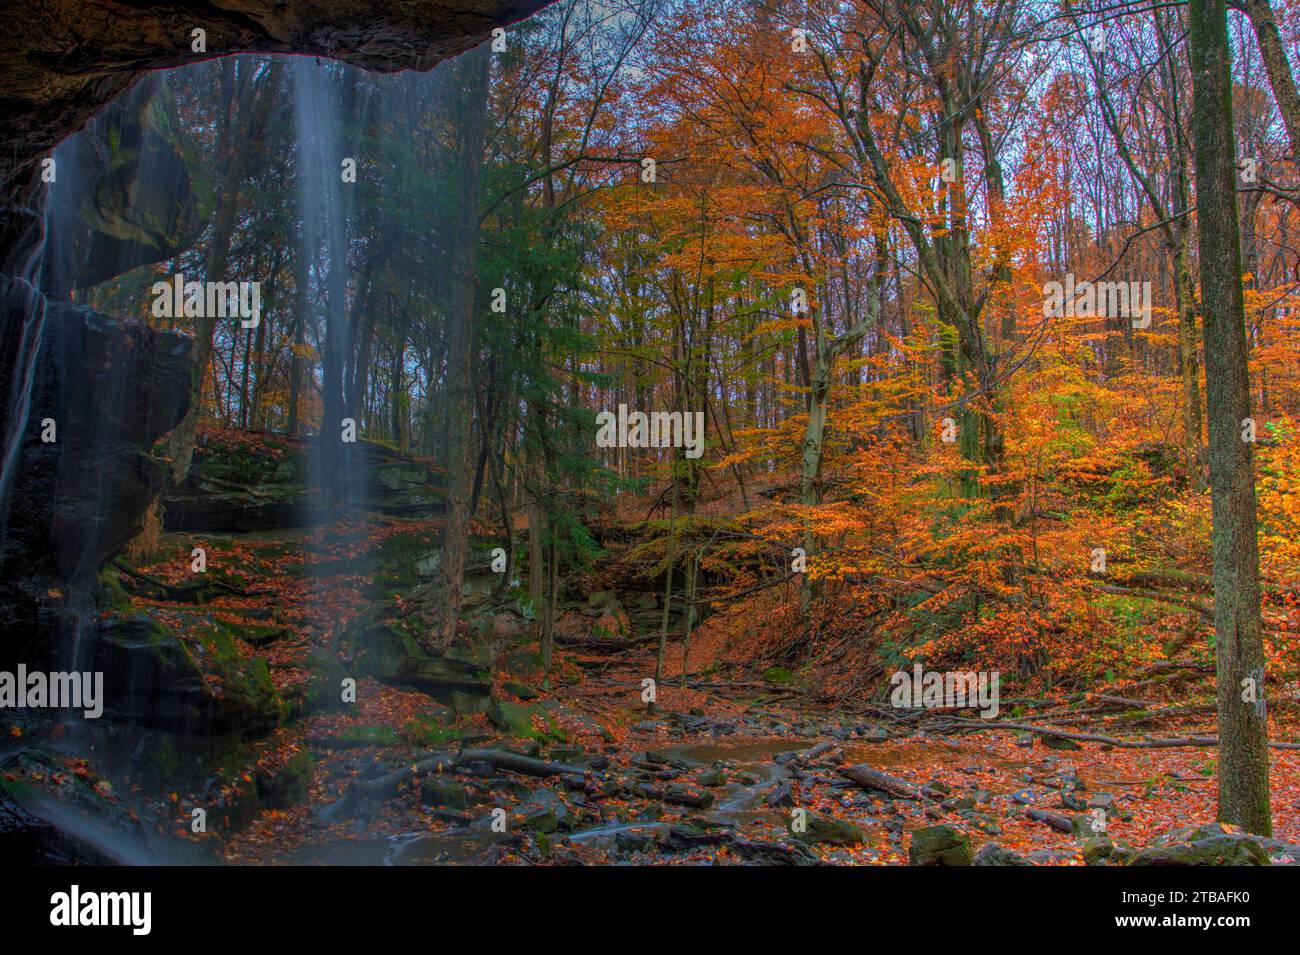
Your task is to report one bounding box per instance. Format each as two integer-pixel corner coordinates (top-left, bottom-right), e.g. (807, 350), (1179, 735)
(542, 534), (557, 692)
(679, 551), (698, 690)
(1242, 0), (1300, 153)
(432, 43), (491, 649)
(1173, 245), (1206, 489)
(168, 63), (249, 482)
(287, 266), (306, 437)
(799, 356), (831, 608)
(1190, 0), (1272, 835)
(652, 560), (674, 714)
(489, 421), (515, 602)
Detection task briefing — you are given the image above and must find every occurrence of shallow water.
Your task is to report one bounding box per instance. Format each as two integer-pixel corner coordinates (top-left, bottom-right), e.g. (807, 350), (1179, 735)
(295, 732), (1035, 864)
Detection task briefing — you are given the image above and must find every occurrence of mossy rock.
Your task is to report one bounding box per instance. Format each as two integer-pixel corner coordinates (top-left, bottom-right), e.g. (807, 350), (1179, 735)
(1129, 836), (1269, 866)
(332, 725), (398, 748)
(256, 750), (313, 809)
(347, 613), (492, 713)
(503, 681), (540, 700)
(697, 769), (728, 787)
(0, 750), (153, 864)
(420, 778), (470, 810)
(909, 825), (973, 865)
(788, 811), (867, 846)
(520, 806), (559, 833)
(488, 700), (542, 738)
(972, 843), (1032, 866)
(163, 433), (446, 532)
(90, 613), (282, 738)
(763, 667), (795, 686)
(301, 646), (349, 714)
(401, 717), (462, 749)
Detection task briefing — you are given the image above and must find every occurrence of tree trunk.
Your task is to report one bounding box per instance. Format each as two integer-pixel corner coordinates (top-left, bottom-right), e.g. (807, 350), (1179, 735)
(1189, 0), (1272, 835)
(167, 61), (266, 483)
(541, 533), (557, 692)
(653, 559), (674, 714)
(1243, 0), (1300, 153)
(679, 551), (698, 690)
(799, 357), (831, 608)
(1173, 244), (1206, 489)
(431, 42), (491, 649)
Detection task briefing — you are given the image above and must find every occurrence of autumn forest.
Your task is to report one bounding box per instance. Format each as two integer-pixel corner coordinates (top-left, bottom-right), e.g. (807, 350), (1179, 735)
(2, 0), (1300, 886)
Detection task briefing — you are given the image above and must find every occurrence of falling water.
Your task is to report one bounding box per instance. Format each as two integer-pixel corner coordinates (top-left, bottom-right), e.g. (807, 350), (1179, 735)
(293, 59), (359, 511)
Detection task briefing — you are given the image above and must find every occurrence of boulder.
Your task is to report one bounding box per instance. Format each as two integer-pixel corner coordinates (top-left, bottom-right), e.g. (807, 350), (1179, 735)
(909, 825), (973, 865)
(488, 700), (542, 737)
(43, 75), (206, 296)
(973, 843), (1032, 866)
(518, 789), (570, 833)
(347, 614), (492, 714)
(301, 646), (349, 714)
(0, 304), (190, 588)
(89, 613), (283, 737)
(420, 778), (470, 810)
(0, 747), (216, 865)
(1129, 834), (1270, 866)
(789, 811), (868, 846)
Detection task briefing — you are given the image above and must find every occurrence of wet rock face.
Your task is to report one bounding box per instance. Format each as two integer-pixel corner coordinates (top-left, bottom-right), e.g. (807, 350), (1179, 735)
(0, 0), (552, 546)
(161, 431), (447, 532)
(90, 615), (283, 737)
(0, 302), (191, 587)
(43, 76), (207, 296)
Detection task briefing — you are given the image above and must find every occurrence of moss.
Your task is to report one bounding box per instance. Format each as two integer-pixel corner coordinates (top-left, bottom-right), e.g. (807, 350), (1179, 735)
(486, 700), (564, 743)
(335, 725), (398, 747)
(214, 616), (286, 648)
(763, 666), (795, 685)
(401, 716), (462, 748)
(193, 621), (282, 730)
(95, 564), (134, 613)
(255, 749), (314, 809)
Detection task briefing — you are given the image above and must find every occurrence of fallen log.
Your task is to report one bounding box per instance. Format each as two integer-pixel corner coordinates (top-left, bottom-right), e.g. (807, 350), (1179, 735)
(1090, 693), (1157, 708)
(316, 750), (459, 822)
(1026, 808), (1072, 833)
(801, 741), (839, 761)
(839, 764), (942, 800)
(317, 748), (589, 821)
(685, 680), (808, 696)
(934, 717), (1300, 750)
(458, 748), (588, 778)
(554, 632), (660, 652)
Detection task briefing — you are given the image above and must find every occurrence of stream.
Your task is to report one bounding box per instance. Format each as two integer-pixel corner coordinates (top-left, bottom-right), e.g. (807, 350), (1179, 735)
(286, 733), (1055, 865)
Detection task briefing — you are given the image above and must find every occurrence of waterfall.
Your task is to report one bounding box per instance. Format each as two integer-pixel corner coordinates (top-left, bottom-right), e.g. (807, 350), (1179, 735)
(293, 59), (359, 510)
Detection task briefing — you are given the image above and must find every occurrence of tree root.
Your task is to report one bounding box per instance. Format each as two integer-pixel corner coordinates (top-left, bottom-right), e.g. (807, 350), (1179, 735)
(111, 559), (266, 603)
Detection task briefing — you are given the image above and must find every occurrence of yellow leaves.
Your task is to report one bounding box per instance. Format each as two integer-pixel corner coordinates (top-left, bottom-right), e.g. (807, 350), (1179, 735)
(749, 316), (810, 339)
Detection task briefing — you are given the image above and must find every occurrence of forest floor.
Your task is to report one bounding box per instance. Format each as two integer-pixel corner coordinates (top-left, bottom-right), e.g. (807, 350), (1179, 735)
(70, 502), (1294, 867)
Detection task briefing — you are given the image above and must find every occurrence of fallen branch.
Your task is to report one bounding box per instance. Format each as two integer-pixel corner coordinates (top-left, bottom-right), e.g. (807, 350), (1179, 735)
(317, 747), (589, 822)
(555, 632), (660, 652)
(458, 748), (587, 778)
(934, 717), (1300, 750)
(686, 680), (808, 695)
(1025, 808), (1073, 833)
(1091, 583), (1212, 619)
